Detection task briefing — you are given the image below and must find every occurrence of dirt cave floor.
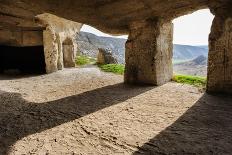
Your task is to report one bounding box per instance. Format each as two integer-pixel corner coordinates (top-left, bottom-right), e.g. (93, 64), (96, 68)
(0, 67), (232, 155)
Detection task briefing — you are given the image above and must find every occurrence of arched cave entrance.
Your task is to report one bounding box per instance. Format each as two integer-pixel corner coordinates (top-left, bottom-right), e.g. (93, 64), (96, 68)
(0, 45), (46, 74)
(172, 9), (214, 78)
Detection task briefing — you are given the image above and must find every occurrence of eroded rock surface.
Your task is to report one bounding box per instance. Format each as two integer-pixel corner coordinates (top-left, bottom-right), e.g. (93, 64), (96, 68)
(207, 4), (232, 94)
(0, 0), (230, 34)
(125, 20), (173, 85)
(97, 48), (118, 64)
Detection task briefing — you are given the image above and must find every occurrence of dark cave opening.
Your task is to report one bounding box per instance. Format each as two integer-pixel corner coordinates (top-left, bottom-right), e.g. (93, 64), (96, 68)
(0, 45), (46, 74)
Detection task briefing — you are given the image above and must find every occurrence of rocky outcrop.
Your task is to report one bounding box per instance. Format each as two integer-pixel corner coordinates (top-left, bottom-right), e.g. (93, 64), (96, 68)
(97, 48), (118, 64)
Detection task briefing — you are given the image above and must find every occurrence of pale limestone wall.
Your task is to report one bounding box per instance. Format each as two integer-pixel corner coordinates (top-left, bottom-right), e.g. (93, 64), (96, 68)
(43, 27), (59, 73)
(207, 6), (232, 94)
(125, 19), (173, 85)
(36, 13), (82, 73)
(0, 29), (43, 47)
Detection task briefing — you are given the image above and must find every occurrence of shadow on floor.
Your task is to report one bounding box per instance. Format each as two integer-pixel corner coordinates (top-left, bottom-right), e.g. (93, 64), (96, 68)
(0, 83), (153, 154)
(133, 94), (232, 155)
(0, 73), (44, 80)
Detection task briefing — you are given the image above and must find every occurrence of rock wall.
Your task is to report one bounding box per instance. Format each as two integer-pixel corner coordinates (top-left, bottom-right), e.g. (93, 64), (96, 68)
(207, 4), (232, 94)
(125, 19), (173, 85)
(36, 14), (82, 73)
(0, 30), (44, 47)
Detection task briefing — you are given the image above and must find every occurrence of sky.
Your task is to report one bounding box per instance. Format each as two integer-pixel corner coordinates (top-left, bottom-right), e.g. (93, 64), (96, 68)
(81, 9), (214, 46)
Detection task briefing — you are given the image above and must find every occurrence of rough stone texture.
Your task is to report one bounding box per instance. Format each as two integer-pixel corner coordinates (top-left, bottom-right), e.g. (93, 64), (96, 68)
(125, 20), (173, 85)
(62, 38), (76, 67)
(97, 48), (118, 64)
(0, 29), (44, 47)
(207, 4), (232, 94)
(0, 0), (229, 35)
(43, 27), (59, 73)
(36, 14), (82, 73)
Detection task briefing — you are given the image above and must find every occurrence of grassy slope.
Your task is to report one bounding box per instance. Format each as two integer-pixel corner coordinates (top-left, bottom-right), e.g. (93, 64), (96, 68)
(98, 64), (125, 75)
(172, 74), (206, 87)
(75, 55), (96, 66)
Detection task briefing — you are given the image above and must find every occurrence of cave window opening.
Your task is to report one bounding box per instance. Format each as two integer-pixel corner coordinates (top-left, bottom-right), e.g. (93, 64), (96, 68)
(79, 24), (128, 64)
(172, 9), (214, 78)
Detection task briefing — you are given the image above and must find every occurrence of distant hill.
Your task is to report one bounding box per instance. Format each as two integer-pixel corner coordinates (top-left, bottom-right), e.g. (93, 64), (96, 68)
(173, 44), (208, 60)
(174, 55), (208, 77)
(76, 32), (208, 64)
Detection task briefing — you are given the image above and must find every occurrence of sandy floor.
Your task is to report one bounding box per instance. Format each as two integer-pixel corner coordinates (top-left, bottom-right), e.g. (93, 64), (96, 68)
(0, 67), (232, 155)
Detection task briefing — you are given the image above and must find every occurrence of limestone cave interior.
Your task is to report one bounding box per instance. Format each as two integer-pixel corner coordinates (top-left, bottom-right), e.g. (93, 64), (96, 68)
(0, 45), (46, 74)
(0, 1), (232, 154)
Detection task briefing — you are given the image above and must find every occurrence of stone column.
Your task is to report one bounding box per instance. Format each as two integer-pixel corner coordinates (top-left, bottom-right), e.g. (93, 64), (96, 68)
(124, 19), (173, 85)
(56, 34), (64, 70)
(43, 27), (59, 73)
(207, 6), (232, 94)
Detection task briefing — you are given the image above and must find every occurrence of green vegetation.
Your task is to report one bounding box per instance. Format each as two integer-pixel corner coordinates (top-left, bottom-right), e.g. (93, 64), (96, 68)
(75, 55), (96, 66)
(98, 64), (125, 75)
(172, 74), (206, 87)
(75, 57), (206, 88)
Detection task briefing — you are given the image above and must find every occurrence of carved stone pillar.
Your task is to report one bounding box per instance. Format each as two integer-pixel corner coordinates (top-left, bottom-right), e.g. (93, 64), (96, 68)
(125, 19), (173, 85)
